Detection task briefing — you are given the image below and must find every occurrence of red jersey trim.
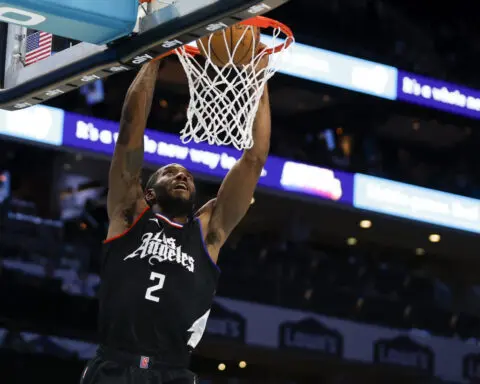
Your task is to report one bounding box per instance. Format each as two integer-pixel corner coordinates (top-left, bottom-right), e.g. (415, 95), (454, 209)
(155, 213), (184, 228)
(103, 206), (150, 244)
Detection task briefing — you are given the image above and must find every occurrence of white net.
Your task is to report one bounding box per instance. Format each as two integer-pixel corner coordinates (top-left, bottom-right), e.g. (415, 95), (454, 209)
(175, 22), (294, 150)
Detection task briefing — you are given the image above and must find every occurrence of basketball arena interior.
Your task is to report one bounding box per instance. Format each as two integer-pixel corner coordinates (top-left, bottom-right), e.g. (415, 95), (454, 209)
(2, 0), (480, 383)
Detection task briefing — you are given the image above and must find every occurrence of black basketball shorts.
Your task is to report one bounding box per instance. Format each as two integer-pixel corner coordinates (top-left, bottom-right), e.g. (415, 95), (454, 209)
(80, 346), (197, 384)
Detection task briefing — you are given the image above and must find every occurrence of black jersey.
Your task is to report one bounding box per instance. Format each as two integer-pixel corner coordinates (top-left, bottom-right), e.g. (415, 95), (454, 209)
(98, 207), (220, 367)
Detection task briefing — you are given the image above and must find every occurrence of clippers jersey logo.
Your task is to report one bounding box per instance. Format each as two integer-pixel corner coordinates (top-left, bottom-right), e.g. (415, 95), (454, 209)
(124, 218), (195, 272)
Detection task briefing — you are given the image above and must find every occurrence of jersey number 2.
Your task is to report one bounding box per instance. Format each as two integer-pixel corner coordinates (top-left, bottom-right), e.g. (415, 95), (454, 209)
(145, 272), (165, 302)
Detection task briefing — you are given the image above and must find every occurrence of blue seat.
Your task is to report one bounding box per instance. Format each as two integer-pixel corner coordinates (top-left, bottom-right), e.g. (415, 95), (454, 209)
(0, 0), (138, 44)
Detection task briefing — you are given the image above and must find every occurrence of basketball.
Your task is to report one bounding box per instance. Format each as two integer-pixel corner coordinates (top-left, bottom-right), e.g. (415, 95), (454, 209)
(198, 24), (261, 67)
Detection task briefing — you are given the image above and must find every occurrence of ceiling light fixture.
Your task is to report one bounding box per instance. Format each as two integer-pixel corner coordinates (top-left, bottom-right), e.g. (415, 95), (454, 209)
(359, 220), (372, 229)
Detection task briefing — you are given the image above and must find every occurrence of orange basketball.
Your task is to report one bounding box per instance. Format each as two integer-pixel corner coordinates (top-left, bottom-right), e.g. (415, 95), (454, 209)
(198, 24), (260, 67)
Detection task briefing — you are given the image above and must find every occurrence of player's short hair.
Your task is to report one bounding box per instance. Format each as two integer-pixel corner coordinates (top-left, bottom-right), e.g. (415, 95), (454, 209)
(144, 168), (162, 207)
(145, 164), (190, 192)
(145, 168), (161, 192)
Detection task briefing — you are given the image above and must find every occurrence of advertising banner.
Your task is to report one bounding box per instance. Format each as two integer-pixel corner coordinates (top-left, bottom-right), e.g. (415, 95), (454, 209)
(354, 173), (480, 233)
(373, 335), (435, 375)
(259, 35), (398, 100)
(61, 111), (355, 204)
(0, 105), (64, 146)
(278, 317), (343, 358)
(463, 352), (480, 381)
(5, 106), (480, 234)
(206, 301), (246, 343)
(397, 70), (480, 120)
(214, 297), (477, 383)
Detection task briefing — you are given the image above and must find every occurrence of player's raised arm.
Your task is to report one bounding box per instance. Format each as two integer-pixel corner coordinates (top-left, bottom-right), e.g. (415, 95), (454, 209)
(107, 61), (160, 226)
(199, 58), (271, 261)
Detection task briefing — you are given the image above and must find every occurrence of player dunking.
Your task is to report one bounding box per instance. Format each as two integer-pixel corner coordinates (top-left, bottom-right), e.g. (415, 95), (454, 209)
(80, 54), (270, 383)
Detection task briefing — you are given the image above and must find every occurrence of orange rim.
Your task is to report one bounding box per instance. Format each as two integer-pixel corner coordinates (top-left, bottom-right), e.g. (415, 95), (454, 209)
(239, 15), (294, 55)
(151, 16), (293, 62)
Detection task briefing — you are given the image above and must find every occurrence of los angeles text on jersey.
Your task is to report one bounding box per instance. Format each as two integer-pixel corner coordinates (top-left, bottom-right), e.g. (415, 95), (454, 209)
(124, 229), (195, 272)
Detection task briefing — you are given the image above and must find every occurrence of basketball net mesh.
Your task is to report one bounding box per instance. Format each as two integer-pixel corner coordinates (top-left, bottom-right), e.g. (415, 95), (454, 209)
(176, 25), (294, 150)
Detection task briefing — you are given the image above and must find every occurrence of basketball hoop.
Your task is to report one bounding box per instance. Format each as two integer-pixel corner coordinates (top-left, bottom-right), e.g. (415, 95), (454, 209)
(173, 16), (294, 150)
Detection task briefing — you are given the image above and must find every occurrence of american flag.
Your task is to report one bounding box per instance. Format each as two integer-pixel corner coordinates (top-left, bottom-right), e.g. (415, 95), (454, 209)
(24, 31), (53, 65)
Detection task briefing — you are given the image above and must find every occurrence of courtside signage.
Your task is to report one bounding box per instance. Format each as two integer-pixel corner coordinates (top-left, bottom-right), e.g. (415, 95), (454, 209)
(0, 266), (473, 384)
(0, 105), (64, 145)
(354, 173), (480, 233)
(61, 111), (355, 204)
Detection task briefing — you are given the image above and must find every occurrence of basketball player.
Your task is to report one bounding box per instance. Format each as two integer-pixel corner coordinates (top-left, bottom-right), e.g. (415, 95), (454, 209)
(81, 54), (270, 383)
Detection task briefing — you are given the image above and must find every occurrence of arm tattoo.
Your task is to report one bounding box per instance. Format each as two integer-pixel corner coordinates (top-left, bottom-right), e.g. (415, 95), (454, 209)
(116, 62), (160, 176)
(107, 62), (159, 219)
(125, 147), (144, 176)
(117, 61), (160, 147)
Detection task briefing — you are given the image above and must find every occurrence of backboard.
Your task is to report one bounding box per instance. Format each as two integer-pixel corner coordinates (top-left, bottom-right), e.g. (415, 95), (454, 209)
(0, 0), (289, 111)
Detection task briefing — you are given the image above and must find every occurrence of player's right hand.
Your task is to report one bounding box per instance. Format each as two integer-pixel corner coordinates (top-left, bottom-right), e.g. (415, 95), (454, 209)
(255, 43), (269, 72)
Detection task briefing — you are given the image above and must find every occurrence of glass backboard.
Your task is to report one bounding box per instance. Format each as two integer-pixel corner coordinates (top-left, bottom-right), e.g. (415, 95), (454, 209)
(0, 0), (289, 111)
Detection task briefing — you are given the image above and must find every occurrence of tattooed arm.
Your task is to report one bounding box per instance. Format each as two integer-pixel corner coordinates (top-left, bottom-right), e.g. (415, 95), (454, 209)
(106, 61), (160, 239)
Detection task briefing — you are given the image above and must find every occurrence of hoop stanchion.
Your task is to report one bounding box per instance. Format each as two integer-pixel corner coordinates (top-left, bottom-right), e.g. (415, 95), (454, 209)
(172, 16), (294, 151)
